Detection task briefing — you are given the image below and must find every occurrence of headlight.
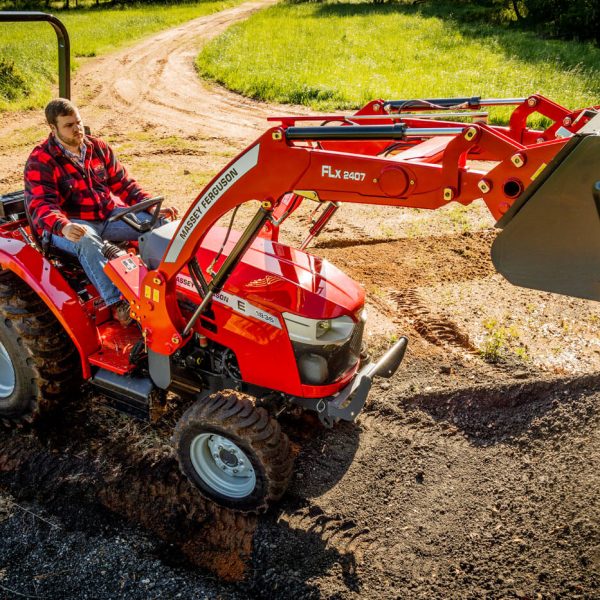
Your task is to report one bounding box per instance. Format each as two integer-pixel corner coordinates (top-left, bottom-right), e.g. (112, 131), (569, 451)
(283, 313), (356, 346)
(298, 353), (329, 385)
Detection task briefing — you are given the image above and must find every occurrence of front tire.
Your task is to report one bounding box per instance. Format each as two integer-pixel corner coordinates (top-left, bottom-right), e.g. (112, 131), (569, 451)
(173, 390), (294, 512)
(0, 270), (81, 424)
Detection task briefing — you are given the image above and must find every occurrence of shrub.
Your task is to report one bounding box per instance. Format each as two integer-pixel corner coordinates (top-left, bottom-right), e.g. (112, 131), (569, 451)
(457, 0), (600, 44)
(0, 58), (29, 101)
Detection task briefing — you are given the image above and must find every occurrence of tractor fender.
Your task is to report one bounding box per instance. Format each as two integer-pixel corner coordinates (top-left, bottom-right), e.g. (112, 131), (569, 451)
(0, 237), (99, 378)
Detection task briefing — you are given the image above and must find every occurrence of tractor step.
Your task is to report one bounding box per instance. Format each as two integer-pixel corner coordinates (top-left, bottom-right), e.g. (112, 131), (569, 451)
(90, 368), (154, 420)
(492, 133), (600, 301)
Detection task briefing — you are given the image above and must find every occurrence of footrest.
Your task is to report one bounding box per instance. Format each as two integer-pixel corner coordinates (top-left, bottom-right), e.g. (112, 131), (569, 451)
(88, 322), (142, 374)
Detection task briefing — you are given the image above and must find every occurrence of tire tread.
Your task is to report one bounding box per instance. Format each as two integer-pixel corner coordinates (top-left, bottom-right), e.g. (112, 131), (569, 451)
(173, 389), (293, 512)
(0, 270), (81, 424)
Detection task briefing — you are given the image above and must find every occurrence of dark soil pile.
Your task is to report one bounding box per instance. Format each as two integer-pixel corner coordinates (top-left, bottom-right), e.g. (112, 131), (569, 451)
(0, 368), (597, 599)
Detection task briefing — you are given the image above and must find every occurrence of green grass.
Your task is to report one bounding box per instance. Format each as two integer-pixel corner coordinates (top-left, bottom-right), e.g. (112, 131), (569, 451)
(197, 0), (600, 123)
(0, 0), (243, 111)
(480, 317), (529, 363)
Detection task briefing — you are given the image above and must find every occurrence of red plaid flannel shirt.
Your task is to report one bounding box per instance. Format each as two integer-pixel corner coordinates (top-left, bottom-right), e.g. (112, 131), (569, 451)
(24, 134), (150, 236)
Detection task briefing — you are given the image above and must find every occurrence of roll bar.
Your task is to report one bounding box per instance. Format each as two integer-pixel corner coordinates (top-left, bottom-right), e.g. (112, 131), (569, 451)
(0, 11), (71, 99)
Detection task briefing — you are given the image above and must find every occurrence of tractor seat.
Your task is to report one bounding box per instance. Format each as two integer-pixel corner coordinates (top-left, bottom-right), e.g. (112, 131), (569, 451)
(0, 190), (68, 260)
(138, 220), (181, 269)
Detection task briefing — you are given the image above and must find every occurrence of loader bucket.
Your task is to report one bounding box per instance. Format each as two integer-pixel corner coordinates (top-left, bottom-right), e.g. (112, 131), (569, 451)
(491, 133), (600, 301)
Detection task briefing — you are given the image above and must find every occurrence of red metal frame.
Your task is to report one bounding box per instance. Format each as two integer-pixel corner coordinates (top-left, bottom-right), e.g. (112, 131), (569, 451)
(2, 94), (598, 397)
(0, 224), (99, 378)
(105, 226), (365, 396)
(105, 95), (599, 361)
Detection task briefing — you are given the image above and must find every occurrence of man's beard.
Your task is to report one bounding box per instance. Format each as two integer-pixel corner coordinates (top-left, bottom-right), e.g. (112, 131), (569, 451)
(56, 130), (83, 149)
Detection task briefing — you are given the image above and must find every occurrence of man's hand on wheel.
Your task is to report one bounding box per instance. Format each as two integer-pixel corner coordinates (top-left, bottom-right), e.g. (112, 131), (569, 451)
(148, 204), (179, 220)
(63, 223), (88, 242)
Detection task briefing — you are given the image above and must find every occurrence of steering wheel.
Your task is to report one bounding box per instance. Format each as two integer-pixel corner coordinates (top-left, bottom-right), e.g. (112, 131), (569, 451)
(106, 196), (165, 233)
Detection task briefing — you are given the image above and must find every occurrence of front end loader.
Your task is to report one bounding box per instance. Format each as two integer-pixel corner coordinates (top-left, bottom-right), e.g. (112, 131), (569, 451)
(1, 12), (599, 512)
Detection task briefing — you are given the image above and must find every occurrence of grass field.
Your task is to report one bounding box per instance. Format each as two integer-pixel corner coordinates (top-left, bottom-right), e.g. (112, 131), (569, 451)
(0, 0), (242, 111)
(197, 0), (600, 123)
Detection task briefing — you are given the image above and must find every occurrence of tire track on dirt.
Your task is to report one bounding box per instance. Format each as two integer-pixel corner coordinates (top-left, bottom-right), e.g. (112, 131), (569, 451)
(278, 373), (600, 585)
(279, 502), (450, 578)
(276, 395), (479, 576)
(2, 5), (600, 597)
(0, 400), (258, 580)
(392, 287), (480, 354)
(277, 505), (377, 565)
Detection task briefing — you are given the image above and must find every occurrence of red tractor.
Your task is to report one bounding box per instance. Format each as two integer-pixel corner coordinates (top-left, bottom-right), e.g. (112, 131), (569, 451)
(1, 13), (599, 512)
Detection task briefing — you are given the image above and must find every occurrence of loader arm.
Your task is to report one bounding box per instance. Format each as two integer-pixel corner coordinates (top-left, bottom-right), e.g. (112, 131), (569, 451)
(104, 96), (600, 358)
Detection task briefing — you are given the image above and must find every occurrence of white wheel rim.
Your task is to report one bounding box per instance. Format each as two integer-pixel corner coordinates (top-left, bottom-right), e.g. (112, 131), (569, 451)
(0, 342), (15, 398)
(189, 433), (256, 499)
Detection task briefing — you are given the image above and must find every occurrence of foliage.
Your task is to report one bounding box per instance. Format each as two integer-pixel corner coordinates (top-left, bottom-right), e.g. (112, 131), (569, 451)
(0, 58), (28, 101)
(440, 0), (599, 44)
(481, 318), (528, 363)
(523, 0), (599, 45)
(196, 1), (600, 119)
(481, 318), (507, 362)
(282, 0), (599, 44)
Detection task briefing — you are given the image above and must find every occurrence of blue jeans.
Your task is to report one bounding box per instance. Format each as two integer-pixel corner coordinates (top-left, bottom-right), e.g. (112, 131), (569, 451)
(51, 208), (155, 307)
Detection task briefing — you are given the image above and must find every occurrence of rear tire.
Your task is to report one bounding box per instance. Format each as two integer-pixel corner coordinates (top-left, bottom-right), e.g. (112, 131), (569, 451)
(0, 270), (81, 424)
(173, 390), (294, 512)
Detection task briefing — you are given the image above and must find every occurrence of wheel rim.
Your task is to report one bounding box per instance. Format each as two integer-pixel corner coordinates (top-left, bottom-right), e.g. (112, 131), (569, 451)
(0, 342), (15, 398)
(189, 433), (256, 499)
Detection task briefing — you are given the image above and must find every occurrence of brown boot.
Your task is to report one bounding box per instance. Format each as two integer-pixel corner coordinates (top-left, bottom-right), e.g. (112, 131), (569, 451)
(111, 300), (132, 327)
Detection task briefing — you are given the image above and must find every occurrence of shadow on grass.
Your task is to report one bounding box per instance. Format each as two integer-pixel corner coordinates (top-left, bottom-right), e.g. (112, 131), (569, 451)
(309, 1), (600, 97)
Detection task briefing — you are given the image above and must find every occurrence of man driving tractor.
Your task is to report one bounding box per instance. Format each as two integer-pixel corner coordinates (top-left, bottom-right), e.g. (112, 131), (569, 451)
(24, 99), (178, 325)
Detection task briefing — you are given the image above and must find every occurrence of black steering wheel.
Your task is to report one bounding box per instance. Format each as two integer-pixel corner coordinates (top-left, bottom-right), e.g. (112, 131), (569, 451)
(106, 196), (165, 233)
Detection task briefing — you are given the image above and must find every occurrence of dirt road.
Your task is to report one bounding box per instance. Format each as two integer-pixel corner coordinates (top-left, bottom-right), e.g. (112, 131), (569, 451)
(0, 0), (291, 187)
(0, 2), (599, 597)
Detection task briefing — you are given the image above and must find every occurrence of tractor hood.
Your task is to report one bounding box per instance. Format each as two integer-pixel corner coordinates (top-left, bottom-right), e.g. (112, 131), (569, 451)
(140, 223), (365, 320)
(198, 227), (365, 320)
